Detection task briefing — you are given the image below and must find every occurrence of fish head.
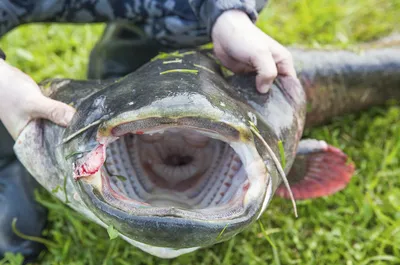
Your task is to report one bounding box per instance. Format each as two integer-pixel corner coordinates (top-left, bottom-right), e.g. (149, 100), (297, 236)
(17, 51), (306, 256)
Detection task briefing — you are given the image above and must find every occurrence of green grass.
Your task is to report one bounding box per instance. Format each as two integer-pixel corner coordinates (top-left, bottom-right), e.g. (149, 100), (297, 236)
(1, 0), (400, 264)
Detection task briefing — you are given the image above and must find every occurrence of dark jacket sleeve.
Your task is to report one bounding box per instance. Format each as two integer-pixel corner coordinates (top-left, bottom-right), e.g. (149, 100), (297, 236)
(0, 0), (268, 45)
(189, 0), (267, 36)
(0, 0), (167, 38)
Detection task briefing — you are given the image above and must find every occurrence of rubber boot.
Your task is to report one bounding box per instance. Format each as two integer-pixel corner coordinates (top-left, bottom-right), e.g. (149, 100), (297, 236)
(88, 23), (172, 79)
(0, 123), (47, 263)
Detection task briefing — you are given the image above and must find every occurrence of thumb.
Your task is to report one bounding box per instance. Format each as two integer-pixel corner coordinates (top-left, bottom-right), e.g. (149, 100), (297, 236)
(30, 95), (76, 127)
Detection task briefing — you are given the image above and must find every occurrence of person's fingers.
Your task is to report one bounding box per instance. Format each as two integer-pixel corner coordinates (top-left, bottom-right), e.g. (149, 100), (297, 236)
(29, 95), (76, 126)
(275, 49), (296, 78)
(216, 45), (278, 93)
(251, 50), (278, 93)
(265, 36), (297, 78)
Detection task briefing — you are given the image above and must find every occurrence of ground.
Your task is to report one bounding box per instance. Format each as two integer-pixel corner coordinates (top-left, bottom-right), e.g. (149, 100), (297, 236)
(0, 0), (399, 264)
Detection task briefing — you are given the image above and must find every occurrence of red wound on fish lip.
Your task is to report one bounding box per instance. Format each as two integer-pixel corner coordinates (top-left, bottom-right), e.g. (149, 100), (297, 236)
(73, 145), (105, 180)
(276, 144), (355, 200)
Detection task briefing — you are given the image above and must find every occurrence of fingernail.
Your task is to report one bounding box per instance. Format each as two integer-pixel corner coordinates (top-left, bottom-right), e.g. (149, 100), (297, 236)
(63, 109), (75, 125)
(259, 84), (271, 94)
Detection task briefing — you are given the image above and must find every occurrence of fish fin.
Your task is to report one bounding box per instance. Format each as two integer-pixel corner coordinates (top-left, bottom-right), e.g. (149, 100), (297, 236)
(276, 139), (355, 200)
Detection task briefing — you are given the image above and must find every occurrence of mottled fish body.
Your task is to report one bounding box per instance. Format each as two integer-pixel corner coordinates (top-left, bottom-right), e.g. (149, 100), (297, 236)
(13, 44), (400, 258)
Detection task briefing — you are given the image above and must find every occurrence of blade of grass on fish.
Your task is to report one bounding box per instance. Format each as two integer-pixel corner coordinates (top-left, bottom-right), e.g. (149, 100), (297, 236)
(151, 50), (196, 61)
(193, 64), (216, 74)
(278, 140), (286, 168)
(107, 225), (119, 240)
(162, 58), (182, 64)
(179, 51), (196, 56)
(151, 51), (184, 61)
(63, 175), (69, 203)
(159, 69), (198, 75)
(65, 150), (91, 160)
(216, 223), (229, 241)
(206, 52), (235, 77)
(249, 122), (298, 218)
(198, 42), (214, 50)
(12, 218), (58, 248)
(52, 185), (62, 194)
(115, 175), (127, 182)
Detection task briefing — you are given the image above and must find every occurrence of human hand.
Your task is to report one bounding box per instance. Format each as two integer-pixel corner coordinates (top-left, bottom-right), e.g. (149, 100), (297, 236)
(0, 59), (76, 139)
(211, 10), (297, 93)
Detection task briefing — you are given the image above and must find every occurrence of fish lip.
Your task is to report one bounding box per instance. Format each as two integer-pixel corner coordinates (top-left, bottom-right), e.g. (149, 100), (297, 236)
(76, 172), (272, 248)
(71, 117), (271, 248)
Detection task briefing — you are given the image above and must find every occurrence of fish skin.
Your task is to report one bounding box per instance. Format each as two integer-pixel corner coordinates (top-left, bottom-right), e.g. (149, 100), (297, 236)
(12, 44), (400, 258)
(291, 46), (400, 127)
(14, 50), (305, 257)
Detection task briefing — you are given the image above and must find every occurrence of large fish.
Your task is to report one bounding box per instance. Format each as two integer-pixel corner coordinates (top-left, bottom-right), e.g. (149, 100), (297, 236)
(13, 42), (400, 258)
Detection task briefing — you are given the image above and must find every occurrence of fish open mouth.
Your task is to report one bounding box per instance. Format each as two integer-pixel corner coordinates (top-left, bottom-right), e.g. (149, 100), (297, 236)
(105, 129), (249, 213)
(71, 117), (271, 247)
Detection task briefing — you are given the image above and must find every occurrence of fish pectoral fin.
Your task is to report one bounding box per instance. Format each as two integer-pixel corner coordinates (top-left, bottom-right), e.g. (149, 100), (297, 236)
(276, 139), (355, 200)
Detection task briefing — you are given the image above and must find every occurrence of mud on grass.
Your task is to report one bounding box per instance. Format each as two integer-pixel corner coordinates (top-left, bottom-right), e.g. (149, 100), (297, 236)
(0, 0), (399, 264)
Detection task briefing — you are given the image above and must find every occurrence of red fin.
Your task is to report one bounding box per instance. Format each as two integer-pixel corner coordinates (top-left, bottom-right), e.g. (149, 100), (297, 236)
(276, 140), (355, 200)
